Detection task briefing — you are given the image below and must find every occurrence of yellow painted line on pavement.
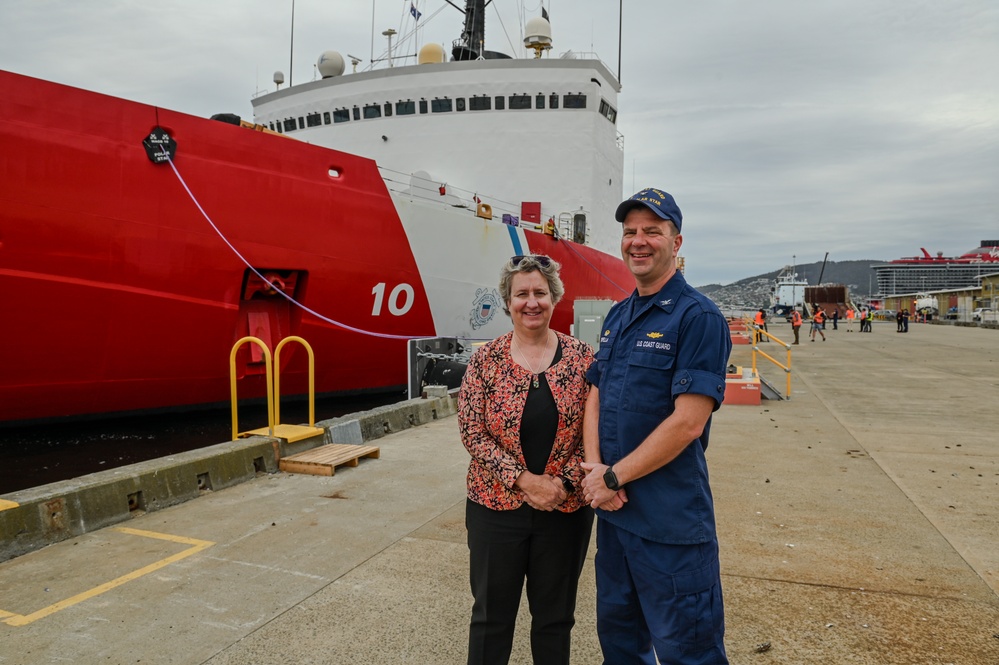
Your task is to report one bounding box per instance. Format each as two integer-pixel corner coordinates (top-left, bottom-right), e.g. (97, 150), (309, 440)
(0, 499), (19, 512)
(1, 527), (214, 627)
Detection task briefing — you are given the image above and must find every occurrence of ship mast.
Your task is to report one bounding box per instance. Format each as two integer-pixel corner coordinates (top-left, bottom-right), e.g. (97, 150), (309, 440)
(450, 0), (510, 60)
(460, 0), (486, 59)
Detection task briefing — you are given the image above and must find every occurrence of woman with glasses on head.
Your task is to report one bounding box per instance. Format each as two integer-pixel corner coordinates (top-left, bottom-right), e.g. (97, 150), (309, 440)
(458, 254), (595, 665)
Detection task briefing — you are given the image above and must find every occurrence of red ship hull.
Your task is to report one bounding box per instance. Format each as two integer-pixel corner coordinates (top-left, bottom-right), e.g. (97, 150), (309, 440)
(0, 70), (633, 423)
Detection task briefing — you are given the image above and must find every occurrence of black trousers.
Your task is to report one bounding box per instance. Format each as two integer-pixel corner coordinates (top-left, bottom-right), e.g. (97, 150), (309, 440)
(466, 499), (594, 665)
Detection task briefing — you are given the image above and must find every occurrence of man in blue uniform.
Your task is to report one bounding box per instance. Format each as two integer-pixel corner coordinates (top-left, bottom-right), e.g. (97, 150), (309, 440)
(581, 188), (732, 665)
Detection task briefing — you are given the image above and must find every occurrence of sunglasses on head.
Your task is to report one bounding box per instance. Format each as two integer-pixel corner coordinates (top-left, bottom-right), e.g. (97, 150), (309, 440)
(511, 255), (552, 268)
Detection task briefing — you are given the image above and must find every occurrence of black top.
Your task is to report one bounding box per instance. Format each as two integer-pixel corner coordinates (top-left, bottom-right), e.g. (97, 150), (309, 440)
(520, 340), (564, 475)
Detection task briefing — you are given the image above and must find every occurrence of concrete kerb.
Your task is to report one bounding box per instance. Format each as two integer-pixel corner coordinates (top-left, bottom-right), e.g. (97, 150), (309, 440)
(0, 394), (457, 562)
(928, 318), (999, 329)
(316, 391), (458, 444)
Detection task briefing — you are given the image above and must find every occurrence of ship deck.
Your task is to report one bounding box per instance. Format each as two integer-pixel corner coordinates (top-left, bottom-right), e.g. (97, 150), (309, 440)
(1, 319), (997, 664)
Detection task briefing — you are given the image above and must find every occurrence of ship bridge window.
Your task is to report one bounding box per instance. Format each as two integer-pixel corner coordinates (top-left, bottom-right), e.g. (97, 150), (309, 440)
(306, 112), (322, 128)
(282, 118), (297, 132)
(549, 93), (559, 109)
(599, 99), (617, 124)
(431, 98), (452, 113)
(384, 103), (393, 116)
(353, 107), (360, 120)
(456, 97), (466, 111)
(563, 93), (586, 109)
(333, 108), (350, 123)
(396, 100), (416, 115)
(364, 104), (382, 119)
(298, 116), (305, 128)
(419, 99), (428, 114)
(535, 94), (545, 109)
(509, 94), (531, 110)
(323, 111), (331, 125)
(469, 96), (491, 111)
(494, 95), (505, 110)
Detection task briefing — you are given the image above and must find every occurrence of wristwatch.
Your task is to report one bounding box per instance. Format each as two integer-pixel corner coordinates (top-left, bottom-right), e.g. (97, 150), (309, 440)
(603, 466), (621, 491)
(560, 477), (574, 493)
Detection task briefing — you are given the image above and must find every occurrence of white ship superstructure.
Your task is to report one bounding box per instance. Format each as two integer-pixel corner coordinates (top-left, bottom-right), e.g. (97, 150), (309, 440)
(250, 6), (624, 254)
(770, 266), (807, 317)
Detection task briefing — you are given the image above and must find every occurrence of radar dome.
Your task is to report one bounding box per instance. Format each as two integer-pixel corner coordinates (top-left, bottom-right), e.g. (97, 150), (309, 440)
(524, 16), (552, 57)
(418, 43), (446, 64)
(317, 51), (346, 78)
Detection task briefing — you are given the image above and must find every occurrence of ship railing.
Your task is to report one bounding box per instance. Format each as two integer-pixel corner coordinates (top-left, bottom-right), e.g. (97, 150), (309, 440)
(377, 166), (557, 234)
(555, 50), (617, 79)
(746, 318), (794, 400)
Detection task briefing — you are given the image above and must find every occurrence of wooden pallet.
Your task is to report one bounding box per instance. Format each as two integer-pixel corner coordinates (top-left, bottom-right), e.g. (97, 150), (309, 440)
(279, 443), (381, 477)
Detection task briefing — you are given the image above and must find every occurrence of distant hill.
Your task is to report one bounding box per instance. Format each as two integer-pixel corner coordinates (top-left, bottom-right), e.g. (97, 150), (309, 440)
(696, 260), (883, 310)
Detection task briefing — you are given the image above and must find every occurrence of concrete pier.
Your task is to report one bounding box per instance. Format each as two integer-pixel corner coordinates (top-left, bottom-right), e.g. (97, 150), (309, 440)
(1, 320), (997, 664)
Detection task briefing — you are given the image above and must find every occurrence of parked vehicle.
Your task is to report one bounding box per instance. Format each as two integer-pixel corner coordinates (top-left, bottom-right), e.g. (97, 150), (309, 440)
(972, 308), (994, 321)
(914, 294), (939, 316)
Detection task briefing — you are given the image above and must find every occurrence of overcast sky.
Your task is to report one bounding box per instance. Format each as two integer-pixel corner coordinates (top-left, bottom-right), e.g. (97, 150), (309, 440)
(2, 1), (996, 286)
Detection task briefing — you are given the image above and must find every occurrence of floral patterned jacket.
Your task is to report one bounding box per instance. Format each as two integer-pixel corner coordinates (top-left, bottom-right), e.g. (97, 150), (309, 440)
(458, 330), (594, 512)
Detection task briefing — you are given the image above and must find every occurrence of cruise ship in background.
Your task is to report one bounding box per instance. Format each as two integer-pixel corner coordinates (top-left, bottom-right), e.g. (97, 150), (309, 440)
(872, 240), (999, 295)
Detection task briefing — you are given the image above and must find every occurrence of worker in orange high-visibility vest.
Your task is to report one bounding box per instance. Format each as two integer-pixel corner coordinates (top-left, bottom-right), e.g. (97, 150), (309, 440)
(790, 309), (803, 344)
(810, 305), (827, 341)
(754, 308), (769, 343)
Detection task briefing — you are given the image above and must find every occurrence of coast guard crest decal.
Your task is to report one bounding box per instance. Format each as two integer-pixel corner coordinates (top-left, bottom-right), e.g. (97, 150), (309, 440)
(470, 288), (501, 329)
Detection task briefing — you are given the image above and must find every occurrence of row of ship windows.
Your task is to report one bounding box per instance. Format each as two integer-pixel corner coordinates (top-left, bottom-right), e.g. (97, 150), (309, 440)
(268, 93), (617, 133)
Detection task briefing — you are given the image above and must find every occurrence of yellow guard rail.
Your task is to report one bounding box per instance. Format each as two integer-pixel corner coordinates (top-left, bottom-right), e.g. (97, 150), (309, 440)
(746, 317), (794, 400)
(274, 336), (318, 428)
(230, 335), (324, 442)
(230, 336), (275, 439)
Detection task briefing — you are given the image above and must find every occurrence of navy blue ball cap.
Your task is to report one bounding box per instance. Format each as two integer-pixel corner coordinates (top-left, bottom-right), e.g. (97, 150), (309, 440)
(614, 188), (682, 231)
